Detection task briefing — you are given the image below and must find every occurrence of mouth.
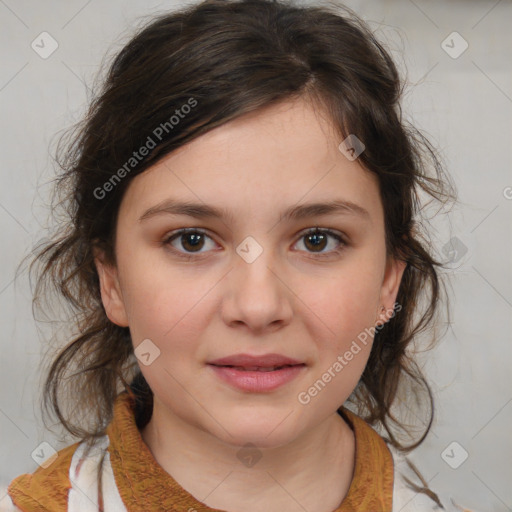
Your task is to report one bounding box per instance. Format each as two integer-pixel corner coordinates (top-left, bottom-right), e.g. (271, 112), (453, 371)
(210, 364), (305, 372)
(207, 354), (306, 392)
(207, 353), (305, 368)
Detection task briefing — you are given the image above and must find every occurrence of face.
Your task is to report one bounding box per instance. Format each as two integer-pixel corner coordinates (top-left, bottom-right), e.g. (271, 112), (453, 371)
(94, 97), (406, 448)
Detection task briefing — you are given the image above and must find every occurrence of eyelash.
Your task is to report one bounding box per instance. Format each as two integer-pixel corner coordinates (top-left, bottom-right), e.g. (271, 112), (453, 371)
(162, 227), (347, 261)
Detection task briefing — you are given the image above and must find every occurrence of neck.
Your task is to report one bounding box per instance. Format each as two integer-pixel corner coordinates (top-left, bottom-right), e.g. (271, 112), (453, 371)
(141, 400), (355, 512)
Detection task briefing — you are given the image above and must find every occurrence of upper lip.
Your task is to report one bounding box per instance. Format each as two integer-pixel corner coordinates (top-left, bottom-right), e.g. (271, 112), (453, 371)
(208, 353), (304, 368)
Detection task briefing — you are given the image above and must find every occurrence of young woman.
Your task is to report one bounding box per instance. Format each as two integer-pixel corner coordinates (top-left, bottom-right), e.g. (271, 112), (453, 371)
(6, 0), (475, 510)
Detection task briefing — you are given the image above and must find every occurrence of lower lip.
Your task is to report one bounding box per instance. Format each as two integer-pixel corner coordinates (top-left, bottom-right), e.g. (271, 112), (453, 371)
(208, 364), (305, 392)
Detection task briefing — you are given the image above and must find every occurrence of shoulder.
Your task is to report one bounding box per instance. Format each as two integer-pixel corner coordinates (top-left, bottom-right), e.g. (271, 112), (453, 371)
(6, 436), (110, 512)
(341, 408), (480, 512)
(7, 441), (81, 512)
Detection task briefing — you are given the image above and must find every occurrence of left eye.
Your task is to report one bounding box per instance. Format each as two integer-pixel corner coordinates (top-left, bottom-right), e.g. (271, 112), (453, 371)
(163, 227), (345, 258)
(294, 228), (346, 254)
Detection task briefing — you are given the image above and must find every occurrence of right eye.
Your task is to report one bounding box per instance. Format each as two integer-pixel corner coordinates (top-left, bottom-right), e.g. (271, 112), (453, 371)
(162, 228), (218, 259)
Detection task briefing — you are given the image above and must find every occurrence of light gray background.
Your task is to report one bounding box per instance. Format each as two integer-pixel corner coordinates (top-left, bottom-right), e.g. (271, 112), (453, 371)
(1, 0), (511, 510)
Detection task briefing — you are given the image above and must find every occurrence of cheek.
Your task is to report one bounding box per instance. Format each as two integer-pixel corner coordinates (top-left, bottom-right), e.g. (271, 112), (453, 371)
(305, 267), (382, 346)
(125, 278), (211, 402)
(125, 284), (212, 348)
(117, 241), (214, 341)
(303, 282), (377, 407)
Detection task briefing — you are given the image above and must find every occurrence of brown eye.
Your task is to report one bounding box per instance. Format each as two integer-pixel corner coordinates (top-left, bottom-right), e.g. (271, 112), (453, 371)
(295, 228), (346, 256)
(164, 228), (216, 257)
(179, 232), (205, 252)
(304, 231), (328, 252)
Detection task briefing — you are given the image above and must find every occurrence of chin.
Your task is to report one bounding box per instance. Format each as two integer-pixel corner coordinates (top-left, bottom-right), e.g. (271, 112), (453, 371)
(206, 409), (304, 449)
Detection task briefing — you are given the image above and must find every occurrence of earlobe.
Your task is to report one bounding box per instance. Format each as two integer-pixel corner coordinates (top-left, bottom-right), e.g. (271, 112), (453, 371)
(93, 247), (129, 327)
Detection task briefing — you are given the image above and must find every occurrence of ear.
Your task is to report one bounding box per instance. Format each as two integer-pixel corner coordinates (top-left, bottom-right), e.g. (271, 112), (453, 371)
(376, 256), (407, 326)
(93, 246), (129, 327)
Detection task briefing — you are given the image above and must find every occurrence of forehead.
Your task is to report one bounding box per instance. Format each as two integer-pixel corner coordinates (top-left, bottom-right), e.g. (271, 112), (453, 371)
(118, 97), (383, 226)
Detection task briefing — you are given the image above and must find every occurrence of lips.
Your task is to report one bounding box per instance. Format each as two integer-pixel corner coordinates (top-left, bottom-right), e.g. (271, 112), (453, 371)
(207, 353), (306, 392)
(224, 365), (296, 372)
(207, 353), (304, 370)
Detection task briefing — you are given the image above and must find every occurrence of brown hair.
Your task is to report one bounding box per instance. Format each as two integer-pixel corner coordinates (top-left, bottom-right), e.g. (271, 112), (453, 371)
(19, 0), (455, 456)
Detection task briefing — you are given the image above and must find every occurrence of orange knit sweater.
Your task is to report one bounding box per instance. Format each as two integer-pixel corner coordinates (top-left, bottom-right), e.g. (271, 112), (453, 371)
(8, 392), (394, 511)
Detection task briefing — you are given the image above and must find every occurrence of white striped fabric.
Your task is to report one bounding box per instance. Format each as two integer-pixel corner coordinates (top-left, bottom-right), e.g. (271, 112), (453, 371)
(68, 436), (127, 512)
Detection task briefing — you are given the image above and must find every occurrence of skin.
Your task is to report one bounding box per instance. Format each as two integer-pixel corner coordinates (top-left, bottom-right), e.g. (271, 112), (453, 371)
(94, 96), (406, 511)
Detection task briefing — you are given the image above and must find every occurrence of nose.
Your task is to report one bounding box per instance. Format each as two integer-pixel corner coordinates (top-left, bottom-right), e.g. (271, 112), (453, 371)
(220, 243), (293, 334)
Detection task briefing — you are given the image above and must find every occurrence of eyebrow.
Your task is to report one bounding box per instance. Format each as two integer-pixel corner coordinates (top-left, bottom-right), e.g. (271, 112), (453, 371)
(138, 198), (370, 223)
